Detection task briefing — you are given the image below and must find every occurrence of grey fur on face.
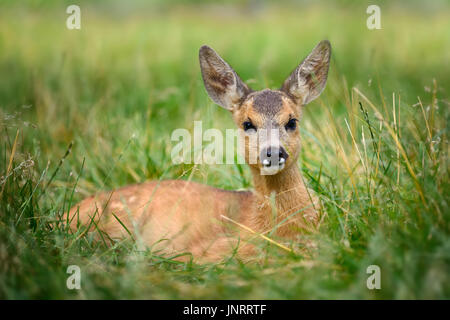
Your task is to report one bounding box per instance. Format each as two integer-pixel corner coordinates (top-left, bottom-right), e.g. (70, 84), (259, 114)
(250, 89), (283, 117)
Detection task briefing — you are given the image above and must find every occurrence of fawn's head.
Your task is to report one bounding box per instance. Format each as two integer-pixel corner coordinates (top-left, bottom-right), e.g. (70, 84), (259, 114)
(199, 40), (331, 175)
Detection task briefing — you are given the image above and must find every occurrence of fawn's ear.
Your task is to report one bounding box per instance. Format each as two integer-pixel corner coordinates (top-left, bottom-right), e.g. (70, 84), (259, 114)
(199, 45), (252, 111)
(281, 40), (331, 106)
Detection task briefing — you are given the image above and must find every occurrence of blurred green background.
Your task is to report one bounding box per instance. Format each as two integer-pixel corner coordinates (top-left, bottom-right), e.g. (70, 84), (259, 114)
(0, 0), (449, 299)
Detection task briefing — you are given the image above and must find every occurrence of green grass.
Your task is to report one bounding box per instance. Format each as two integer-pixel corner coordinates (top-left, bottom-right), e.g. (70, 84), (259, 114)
(0, 0), (449, 299)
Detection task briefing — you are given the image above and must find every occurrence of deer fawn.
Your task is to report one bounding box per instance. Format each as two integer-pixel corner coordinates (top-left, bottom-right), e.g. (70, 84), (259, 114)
(66, 40), (331, 262)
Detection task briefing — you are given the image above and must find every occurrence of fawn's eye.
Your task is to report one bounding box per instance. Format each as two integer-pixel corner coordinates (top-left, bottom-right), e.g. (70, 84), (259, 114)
(285, 118), (297, 131)
(243, 120), (256, 132)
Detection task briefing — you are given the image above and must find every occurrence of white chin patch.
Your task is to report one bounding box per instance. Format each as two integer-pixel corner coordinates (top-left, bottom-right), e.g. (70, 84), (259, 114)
(260, 163), (285, 175)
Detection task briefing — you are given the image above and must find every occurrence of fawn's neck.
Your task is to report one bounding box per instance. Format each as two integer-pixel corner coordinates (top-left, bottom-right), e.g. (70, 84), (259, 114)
(248, 163), (317, 236)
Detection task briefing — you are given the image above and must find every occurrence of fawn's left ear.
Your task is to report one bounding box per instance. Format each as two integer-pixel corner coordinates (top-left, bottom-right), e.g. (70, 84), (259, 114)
(199, 45), (252, 111)
(281, 40), (331, 106)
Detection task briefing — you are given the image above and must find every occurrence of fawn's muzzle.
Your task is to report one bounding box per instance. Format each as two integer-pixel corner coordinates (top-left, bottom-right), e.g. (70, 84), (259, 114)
(260, 146), (289, 168)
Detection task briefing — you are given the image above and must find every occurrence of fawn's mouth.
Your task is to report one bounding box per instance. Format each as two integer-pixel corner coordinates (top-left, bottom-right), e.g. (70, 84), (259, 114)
(260, 162), (285, 175)
(258, 146), (288, 175)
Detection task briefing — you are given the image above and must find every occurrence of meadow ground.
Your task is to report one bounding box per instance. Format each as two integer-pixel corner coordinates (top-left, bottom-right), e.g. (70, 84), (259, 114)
(0, 0), (449, 299)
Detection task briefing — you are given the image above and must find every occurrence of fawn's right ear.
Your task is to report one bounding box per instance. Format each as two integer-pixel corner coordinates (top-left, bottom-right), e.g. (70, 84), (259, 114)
(199, 45), (251, 111)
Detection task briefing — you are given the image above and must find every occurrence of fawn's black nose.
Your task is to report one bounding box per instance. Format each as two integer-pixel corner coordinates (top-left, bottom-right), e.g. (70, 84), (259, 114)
(260, 146), (288, 167)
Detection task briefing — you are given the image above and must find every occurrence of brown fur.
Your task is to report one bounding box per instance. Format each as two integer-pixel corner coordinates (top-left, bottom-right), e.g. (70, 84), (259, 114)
(65, 41), (331, 262)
